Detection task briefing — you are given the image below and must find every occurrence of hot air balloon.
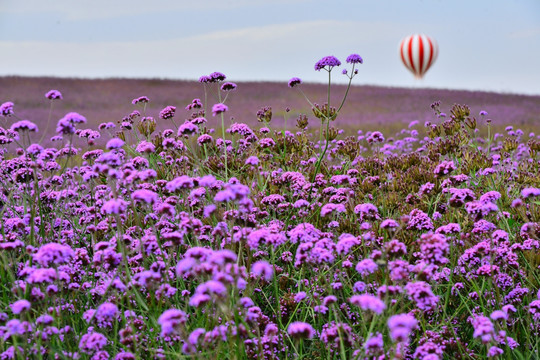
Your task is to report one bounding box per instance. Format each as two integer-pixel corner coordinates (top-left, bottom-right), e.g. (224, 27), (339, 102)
(399, 34), (438, 79)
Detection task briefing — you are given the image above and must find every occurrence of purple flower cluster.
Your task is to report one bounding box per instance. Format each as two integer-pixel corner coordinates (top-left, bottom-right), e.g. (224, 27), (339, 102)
(159, 105), (176, 120)
(314, 55), (341, 71)
(45, 89), (63, 100)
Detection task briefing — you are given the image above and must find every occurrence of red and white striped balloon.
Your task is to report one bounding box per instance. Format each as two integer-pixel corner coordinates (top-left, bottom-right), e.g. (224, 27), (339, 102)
(399, 34), (438, 79)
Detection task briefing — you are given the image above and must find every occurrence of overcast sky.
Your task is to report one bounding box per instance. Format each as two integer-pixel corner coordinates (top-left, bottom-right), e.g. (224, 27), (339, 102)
(1, 0), (539, 95)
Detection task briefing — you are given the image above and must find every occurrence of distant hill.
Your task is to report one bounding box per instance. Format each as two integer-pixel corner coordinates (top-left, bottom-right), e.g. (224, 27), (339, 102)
(1, 76), (539, 143)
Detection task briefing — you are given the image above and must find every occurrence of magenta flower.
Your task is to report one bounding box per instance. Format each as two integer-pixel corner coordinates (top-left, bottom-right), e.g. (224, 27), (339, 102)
(355, 259), (378, 277)
(221, 82), (237, 91)
(136, 140), (156, 153)
(346, 54), (363, 64)
(0, 101), (14, 116)
(95, 302), (119, 327)
(158, 309), (187, 338)
(434, 160), (456, 176)
(185, 98), (203, 110)
(131, 189), (159, 204)
(364, 333), (384, 355)
(287, 322), (315, 340)
(388, 314), (417, 342)
(79, 331), (108, 354)
(132, 96), (149, 105)
(61, 112), (86, 124)
(102, 198), (128, 215)
(212, 103), (228, 116)
(251, 261), (274, 281)
(10, 300), (31, 314)
(288, 77), (302, 88)
(245, 156), (259, 165)
(106, 138), (125, 150)
(45, 90), (63, 100)
(320, 203), (346, 217)
(198, 75), (211, 83)
(522, 187), (540, 198)
(314, 56), (341, 71)
(178, 122), (198, 136)
(350, 294), (386, 314)
(471, 315), (495, 343)
(33, 243), (75, 267)
(10, 120), (38, 133)
(159, 105), (176, 120)
(405, 281), (439, 311)
(210, 71), (226, 82)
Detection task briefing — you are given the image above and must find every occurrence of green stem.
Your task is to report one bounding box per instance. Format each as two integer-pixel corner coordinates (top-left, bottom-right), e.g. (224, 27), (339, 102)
(220, 112), (228, 180)
(337, 64), (355, 113)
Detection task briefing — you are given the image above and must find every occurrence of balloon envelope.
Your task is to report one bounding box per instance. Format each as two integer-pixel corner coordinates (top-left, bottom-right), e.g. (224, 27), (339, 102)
(399, 34), (438, 79)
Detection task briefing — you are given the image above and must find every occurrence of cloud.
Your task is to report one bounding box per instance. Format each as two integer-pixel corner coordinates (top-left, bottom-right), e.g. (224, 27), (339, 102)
(0, 0), (310, 21)
(507, 27), (540, 39)
(1, 19), (538, 95)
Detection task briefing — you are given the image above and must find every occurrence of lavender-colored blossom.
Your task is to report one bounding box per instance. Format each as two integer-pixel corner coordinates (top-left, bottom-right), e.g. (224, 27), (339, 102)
(388, 314), (417, 342)
(355, 258), (378, 277)
(106, 138), (125, 150)
(95, 302), (119, 327)
(405, 281), (439, 311)
(159, 106), (176, 120)
(350, 294), (386, 314)
(178, 122), (198, 136)
(131, 189), (159, 204)
(366, 131), (384, 143)
(10, 300), (31, 314)
(136, 140), (156, 153)
(115, 352), (136, 360)
(245, 156), (259, 165)
(364, 333), (383, 354)
(314, 55), (341, 71)
(221, 82), (237, 91)
(407, 209), (434, 231)
(212, 103), (228, 116)
(434, 160), (456, 176)
(199, 75), (211, 83)
(251, 261), (273, 281)
(471, 315), (495, 343)
(381, 219), (399, 229)
(185, 98), (202, 110)
(158, 309), (187, 337)
(354, 203), (380, 220)
(61, 112), (86, 124)
(490, 310), (508, 321)
(210, 72), (226, 82)
(79, 332), (108, 354)
(346, 54), (363, 64)
(11, 120), (38, 133)
(0, 101), (14, 116)
(320, 203), (346, 217)
(259, 137), (275, 148)
(522, 187), (540, 198)
(45, 90), (63, 100)
(33, 243), (75, 267)
(197, 134), (213, 145)
(132, 96), (149, 104)
(287, 322), (315, 339)
(288, 77), (302, 88)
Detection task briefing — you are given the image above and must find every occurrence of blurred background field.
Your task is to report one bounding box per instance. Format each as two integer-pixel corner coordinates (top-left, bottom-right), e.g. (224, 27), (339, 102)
(1, 76), (539, 145)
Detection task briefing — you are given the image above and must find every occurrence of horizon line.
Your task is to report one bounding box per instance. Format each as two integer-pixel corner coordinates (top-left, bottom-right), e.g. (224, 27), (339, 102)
(1, 74), (539, 98)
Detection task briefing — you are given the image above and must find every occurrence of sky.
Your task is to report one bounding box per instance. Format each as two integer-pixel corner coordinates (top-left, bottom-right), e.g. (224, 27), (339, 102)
(1, 0), (539, 95)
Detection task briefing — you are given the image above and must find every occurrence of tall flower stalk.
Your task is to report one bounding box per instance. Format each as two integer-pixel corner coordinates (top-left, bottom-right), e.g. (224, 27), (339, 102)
(290, 54), (363, 182)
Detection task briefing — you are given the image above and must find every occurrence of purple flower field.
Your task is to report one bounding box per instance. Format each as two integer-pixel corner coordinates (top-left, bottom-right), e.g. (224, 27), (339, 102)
(1, 76), (539, 147)
(0, 57), (540, 359)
